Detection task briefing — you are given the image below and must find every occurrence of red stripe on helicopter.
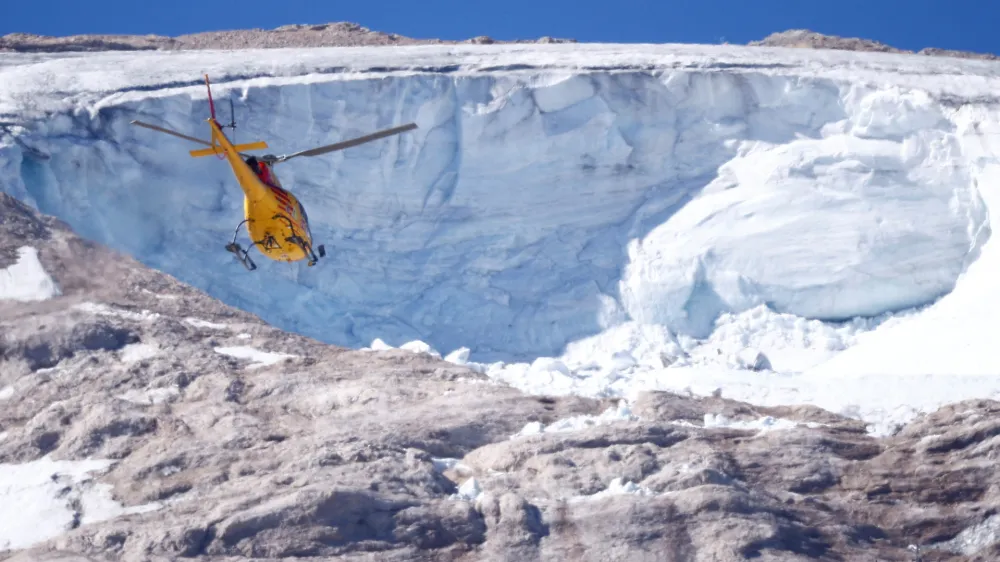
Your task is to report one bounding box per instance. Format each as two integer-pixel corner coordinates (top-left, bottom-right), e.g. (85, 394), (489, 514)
(268, 188), (299, 222)
(270, 187), (292, 204)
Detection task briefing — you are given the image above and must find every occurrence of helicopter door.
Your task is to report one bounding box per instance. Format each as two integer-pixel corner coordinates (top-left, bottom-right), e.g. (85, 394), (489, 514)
(259, 162), (279, 187)
(296, 200), (311, 234)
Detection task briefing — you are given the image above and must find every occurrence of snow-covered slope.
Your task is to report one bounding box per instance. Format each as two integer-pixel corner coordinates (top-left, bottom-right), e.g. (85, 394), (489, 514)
(1, 44), (999, 371)
(0, 246), (60, 301)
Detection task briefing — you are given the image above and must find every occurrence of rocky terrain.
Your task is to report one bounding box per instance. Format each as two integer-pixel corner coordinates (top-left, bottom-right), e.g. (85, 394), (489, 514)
(2, 22), (997, 63)
(0, 22), (574, 53)
(2, 190), (999, 560)
(750, 29), (999, 60)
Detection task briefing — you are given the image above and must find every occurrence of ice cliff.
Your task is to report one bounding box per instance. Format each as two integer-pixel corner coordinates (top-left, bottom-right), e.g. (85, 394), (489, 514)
(1, 45), (998, 361)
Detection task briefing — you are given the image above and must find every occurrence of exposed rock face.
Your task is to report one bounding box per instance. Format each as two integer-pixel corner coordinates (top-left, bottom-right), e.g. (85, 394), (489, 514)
(3, 190), (1000, 560)
(750, 29), (908, 54)
(0, 22), (576, 53)
(751, 29), (999, 61)
(917, 47), (1000, 61)
(464, 394), (1000, 561)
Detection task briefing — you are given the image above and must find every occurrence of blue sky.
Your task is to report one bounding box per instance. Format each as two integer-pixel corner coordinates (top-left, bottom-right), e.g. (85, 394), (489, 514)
(5, 0), (998, 55)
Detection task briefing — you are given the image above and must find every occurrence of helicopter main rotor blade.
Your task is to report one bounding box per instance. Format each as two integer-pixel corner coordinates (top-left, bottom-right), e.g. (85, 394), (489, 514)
(131, 119), (254, 158)
(130, 120), (213, 147)
(273, 123), (418, 163)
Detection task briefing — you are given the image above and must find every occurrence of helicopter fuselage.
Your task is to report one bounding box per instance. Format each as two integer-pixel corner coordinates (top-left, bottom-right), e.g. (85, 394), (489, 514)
(209, 119), (315, 263)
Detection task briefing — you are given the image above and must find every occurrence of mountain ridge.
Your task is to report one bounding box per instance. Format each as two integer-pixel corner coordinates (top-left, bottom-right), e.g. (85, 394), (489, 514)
(3, 23), (996, 63)
(0, 21), (575, 53)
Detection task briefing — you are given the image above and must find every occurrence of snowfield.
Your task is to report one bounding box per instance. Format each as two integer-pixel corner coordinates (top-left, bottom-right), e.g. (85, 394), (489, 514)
(0, 457), (159, 551)
(3, 43), (1000, 433)
(0, 246), (60, 301)
(214, 345), (297, 368)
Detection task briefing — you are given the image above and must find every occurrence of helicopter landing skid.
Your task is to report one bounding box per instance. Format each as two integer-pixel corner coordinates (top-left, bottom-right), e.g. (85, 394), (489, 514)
(289, 237), (324, 266)
(225, 242), (257, 271)
(226, 219), (257, 271)
(273, 214), (325, 267)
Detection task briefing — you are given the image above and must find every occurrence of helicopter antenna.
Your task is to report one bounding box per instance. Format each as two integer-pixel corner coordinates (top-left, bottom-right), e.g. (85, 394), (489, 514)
(227, 98), (237, 142)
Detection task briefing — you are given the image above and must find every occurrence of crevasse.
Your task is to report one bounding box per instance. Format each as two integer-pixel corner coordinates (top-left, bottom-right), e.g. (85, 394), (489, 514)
(0, 58), (990, 362)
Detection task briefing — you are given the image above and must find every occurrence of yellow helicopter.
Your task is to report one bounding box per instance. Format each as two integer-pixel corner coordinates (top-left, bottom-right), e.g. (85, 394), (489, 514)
(130, 75), (417, 271)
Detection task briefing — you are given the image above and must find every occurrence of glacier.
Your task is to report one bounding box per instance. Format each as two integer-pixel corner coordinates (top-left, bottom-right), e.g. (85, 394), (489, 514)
(1, 44), (999, 365)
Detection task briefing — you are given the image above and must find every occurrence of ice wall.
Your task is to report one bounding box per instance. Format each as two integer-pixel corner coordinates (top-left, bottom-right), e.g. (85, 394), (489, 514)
(0, 53), (991, 361)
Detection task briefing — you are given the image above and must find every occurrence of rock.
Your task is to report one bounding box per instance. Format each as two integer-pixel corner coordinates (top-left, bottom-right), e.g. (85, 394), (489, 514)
(1, 22), (565, 53)
(750, 28), (907, 53)
(749, 28), (999, 61)
(466, 36), (496, 45)
(918, 47), (1000, 61)
(535, 36), (577, 44)
(3, 315), (140, 371)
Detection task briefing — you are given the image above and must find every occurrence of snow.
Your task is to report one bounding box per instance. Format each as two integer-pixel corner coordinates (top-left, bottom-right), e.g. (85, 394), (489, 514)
(367, 338), (394, 352)
(505, 389), (815, 438)
(702, 413), (816, 433)
(934, 514), (1000, 556)
(444, 347), (471, 365)
(1, 42), (1000, 451)
(214, 345), (296, 368)
(184, 318), (229, 330)
(431, 457), (471, 474)
(73, 302), (161, 322)
(0, 246), (60, 302)
(398, 340), (442, 358)
(573, 477), (655, 502)
(119, 342), (158, 363)
(556, 305), (907, 375)
(3, 43), (1000, 119)
(0, 456), (160, 551)
(512, 400), (636, 438)
(683, 307), (908, 373)
(116, 386), (180, 405)
(451, 477), (483, 502)
(620, 120), (980, 337)
(804, 145), (1000, 378)
(481, 351), (1000, 437)
(0, 386), (13, 401)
